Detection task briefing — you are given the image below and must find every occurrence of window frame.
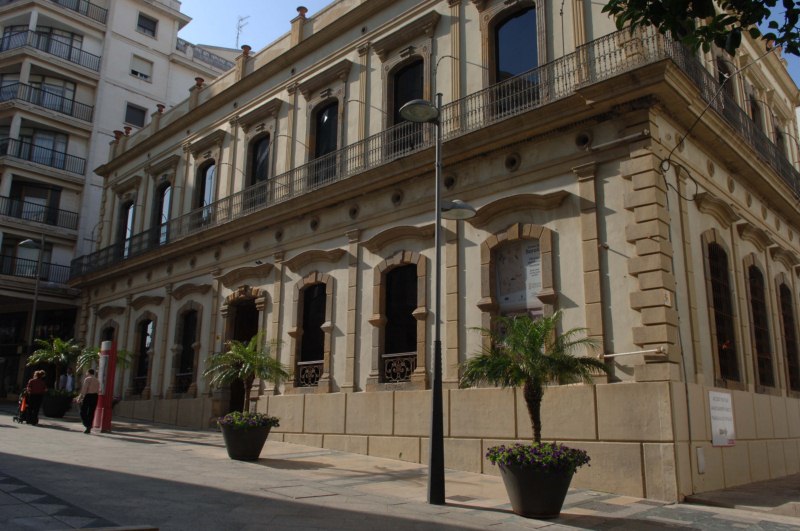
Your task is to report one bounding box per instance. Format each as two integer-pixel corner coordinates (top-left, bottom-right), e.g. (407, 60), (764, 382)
(136, 13), (158, 38)
(130, 55), (153, 82)
(744, 259), (775, 390)
(124, 102), (147, 128)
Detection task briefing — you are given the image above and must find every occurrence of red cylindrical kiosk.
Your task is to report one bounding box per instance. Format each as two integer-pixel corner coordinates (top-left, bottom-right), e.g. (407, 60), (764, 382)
(93, 340), (117, 433)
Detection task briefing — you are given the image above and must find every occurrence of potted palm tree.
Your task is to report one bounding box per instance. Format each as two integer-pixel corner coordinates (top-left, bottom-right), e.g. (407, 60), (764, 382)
(27, 337), (81, 418)
(460, 311), (608, 518)
(203, 331), (289, 461)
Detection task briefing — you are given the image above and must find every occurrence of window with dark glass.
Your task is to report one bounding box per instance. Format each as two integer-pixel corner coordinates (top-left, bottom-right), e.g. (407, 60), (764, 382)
(392, 59), (424, 125)
(153, 183), (171, 245)
(177, 310), (198, 393)
(117, 201), (134, 258)
(750, 97), (764, 133)
(779, 284), (800, 392)
(748, 266), (774, 387)
(300, 283), (326, 363)
(249, 135), (270, 186)
(134, 319), (153, 395)
(196, 161), (215, 210)
(716, 59), (736, 102)
(708, 243), (740, 382)
(125, 103), (146, 127)
(494, 7), (537, 82)
(385, 265), (417, 354)
(311, 101), (338, 184)
(137, 13), (158, 37)
(9, 180), (60, 225)
(775, 124), (787, 156)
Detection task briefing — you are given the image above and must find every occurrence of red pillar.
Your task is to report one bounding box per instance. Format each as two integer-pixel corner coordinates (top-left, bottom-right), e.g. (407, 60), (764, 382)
(93, 340), (117, 433)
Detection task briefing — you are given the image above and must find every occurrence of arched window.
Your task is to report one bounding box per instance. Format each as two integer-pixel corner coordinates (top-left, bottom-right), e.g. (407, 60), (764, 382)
(716, 58), (736, 102)
(494, 239), (543, 318)
(748, 266), (774, 387)
(385, 264), (417, 355)
(311, 101), (338, 185)
(749, 97), (765, 133)
(297, 283), (326, 387)
(117, 200), (134, 258)
(494, 7), (537, 83)
(133, 319), (153, 396)
(779, 283), (800, 392)
(248, 135), (270, 186)
(707, 243), (740, 382)
(391, 59), (424, 152)
(196, 161), (215, 209)
(176, 310), (198, 394)
(153, 183), (171, 245)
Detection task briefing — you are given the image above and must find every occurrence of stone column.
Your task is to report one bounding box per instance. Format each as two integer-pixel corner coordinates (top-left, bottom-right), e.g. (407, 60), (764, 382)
(270, 253), (286, 392)
(156, 283), (173, 398)
(343, 229), (361, 392)
(444, 218), (460, 386)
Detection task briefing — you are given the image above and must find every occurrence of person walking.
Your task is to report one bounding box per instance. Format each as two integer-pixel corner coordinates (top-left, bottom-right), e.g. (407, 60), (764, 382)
(25, 370), (47, 426)
(59, 367), (75, 392)
(77, 369), (100, 434)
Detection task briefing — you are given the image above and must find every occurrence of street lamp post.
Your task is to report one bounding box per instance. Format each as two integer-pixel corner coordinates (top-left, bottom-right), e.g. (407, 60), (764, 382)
(400, 93), (475, 505)
(19, 234), (45, 355)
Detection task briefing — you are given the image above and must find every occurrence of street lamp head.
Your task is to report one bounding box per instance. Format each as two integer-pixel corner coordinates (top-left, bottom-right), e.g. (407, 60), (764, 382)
(400, 98), (439, 123)
(18, 238), (40, 249)
(441, 199), (476, 220)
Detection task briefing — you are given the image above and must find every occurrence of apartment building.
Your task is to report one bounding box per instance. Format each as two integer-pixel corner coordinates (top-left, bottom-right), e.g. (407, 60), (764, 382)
(71, 0), (800, 500)
(0, 0), (233, 395)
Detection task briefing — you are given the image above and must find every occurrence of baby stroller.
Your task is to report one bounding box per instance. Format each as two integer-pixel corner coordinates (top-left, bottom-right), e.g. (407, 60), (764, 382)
(12, 390), (29, 424)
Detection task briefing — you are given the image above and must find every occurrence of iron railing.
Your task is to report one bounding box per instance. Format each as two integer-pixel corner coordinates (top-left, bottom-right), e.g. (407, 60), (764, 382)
(50, 0), (108, 24)
(0, 82), (93, 121)
(0, 254), (71, 284)
(381, 352), (416, 383)
(70, 28), (800, 278)
(173, 371), (194, 394)
(1, 138), (86, 175)
(296, 360), (322, 387)
(0, 195), (79, 229)
(0, 30), (101, 71)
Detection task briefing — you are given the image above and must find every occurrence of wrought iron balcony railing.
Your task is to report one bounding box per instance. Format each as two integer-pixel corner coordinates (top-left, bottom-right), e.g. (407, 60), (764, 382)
(0, 30), (101, 71)
(0, 82), (93, 121)
(1, 138), (86, 175)
(381, 352), (417, 383)
(0, 195), (79, 229)
(296, 360), (323, 387)
(70, 29), (800, 279)
(0, 254), (71, 284)
(50, 0), (108, 24)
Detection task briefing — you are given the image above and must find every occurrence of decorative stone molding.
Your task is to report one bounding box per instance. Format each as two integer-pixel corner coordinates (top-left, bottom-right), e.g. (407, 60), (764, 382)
(145, 154), (181, 179)
(222, 285), (266, 308)
(130, 295), (165, 311)
(111, 174), (143, 194)
(239, 98), (284, 133)
(363, 224), (434, 253)
(216, 263), (274, 289)
(188, 130), (227, 158)
(372, 12), (441, 61)
(695, 192), (741, 229)
(97, 305), (126, 319)
(468, 192), (570, 230)
(297, 59), (353, 99)
(736, 222), (774, 251)
(171, 283), (212, 300)
(770, 245), (800, 271)
(284, 249), (347, 272)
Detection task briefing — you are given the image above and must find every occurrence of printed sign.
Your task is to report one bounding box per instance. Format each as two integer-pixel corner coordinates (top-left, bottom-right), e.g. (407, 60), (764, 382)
(709, 390), (735, 446)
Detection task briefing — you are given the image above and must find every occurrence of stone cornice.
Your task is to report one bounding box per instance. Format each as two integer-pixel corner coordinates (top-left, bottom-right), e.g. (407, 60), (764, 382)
(238, 98), (284, 129)
(216, 263), (275, 289)
(769, 245), (800, 270)
(297, 59), (353, 99)
(284, 249), (347, 272)
(145, 154), (181, 177)
(736, 222), (774, 251)
(130, 295), (165, 311)
(188, 129), (227, 157)
(363, 224), (434, 253)
(372, 11), (441, 61)
(172, 283), (212, 300)
(468, 192), (570, 229)
(695, 192), (740, 229)
(97, 305), (125, 319)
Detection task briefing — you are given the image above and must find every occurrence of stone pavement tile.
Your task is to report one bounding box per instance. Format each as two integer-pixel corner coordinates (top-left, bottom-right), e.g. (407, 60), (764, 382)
(604, 495), (650, 506)
(6, 515), (69, 531)
(0, 490), (20, 505)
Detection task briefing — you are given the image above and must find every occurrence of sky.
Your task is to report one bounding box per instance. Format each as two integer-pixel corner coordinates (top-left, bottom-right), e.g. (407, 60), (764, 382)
(176, 0), (800, 87)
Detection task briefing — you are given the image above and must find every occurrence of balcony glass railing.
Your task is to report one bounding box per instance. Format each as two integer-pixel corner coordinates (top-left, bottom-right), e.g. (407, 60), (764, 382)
(1, 138), (87, 175)
(70, 28), (800, 279)
(0, 82), (93, 121)
(0, 254), (71, 284)
(0, 31), (101, 71)
(0, 195), (79, 229)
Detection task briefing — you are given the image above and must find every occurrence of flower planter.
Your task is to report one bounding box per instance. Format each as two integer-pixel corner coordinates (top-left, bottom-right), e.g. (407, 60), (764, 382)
(220, 424), (271, 461)
(42, 394), (73, 418)
(498, 464), (574, 518)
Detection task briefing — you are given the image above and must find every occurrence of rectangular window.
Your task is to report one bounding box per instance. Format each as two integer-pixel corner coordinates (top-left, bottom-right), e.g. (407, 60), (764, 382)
(125, 103), (147, 127)
(137, 13), (158, 38)
(130, 55), (153, 81)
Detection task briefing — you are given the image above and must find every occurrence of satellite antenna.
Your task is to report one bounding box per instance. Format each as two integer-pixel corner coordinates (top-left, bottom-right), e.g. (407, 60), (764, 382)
(236, 15), (250, 48)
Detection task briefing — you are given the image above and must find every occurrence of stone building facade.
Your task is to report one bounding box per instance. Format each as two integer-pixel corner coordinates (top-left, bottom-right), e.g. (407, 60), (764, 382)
(71, 0), (800, 501)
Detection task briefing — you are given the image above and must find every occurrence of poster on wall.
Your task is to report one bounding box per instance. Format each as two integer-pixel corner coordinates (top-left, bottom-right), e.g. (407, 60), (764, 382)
(709, 390), (735, 446)
(495, 240), (541, 312)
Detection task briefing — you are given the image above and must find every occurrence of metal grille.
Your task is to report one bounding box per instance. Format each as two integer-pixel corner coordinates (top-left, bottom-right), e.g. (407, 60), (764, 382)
(779, 284), (800, 392)
(381, 352), (416, 383)
(748, 266), (774, 387)
(708, 243), (740, 382)
(173, 371), (193, 394)
(296, 360), (322, 387)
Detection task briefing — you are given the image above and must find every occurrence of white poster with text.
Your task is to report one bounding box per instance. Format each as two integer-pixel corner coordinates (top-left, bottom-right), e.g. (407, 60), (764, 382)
(709, 391), (735, 447)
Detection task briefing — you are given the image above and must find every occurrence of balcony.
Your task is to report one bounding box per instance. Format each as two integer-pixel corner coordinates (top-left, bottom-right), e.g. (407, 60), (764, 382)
(0, 82), (93, 121)
(70, 29), (800, 279)
(50, 0), (108, 24)
(0, 195), (78, 229)
(0, 254), (71, 284)
(1, 138), (87, 175)
(175, 38), (235, 71)
(0, 31), (101, 72)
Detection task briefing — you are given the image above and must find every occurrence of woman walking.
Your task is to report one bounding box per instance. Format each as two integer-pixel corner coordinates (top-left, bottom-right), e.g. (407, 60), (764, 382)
(25, 370), (47, 426)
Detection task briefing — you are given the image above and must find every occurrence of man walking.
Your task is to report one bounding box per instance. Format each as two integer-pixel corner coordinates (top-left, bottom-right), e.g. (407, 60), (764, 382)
(77, 369), (100, 434)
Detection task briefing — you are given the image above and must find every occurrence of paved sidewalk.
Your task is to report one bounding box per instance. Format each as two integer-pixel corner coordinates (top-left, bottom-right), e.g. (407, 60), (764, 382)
(1, 405), (799, 530)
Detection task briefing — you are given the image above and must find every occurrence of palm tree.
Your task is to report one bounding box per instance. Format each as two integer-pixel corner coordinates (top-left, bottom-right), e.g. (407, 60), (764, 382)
(203, 331), (289, 412)
(460, 311), (607, 443)
(27, 337), (81, 385)
(76, 346), (134, 373)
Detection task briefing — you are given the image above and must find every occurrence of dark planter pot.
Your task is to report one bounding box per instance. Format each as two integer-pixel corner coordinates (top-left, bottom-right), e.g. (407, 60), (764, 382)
(498, 464), (574, 518)
(42, 394), (73, 418)
(220, 424), (271, 461)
